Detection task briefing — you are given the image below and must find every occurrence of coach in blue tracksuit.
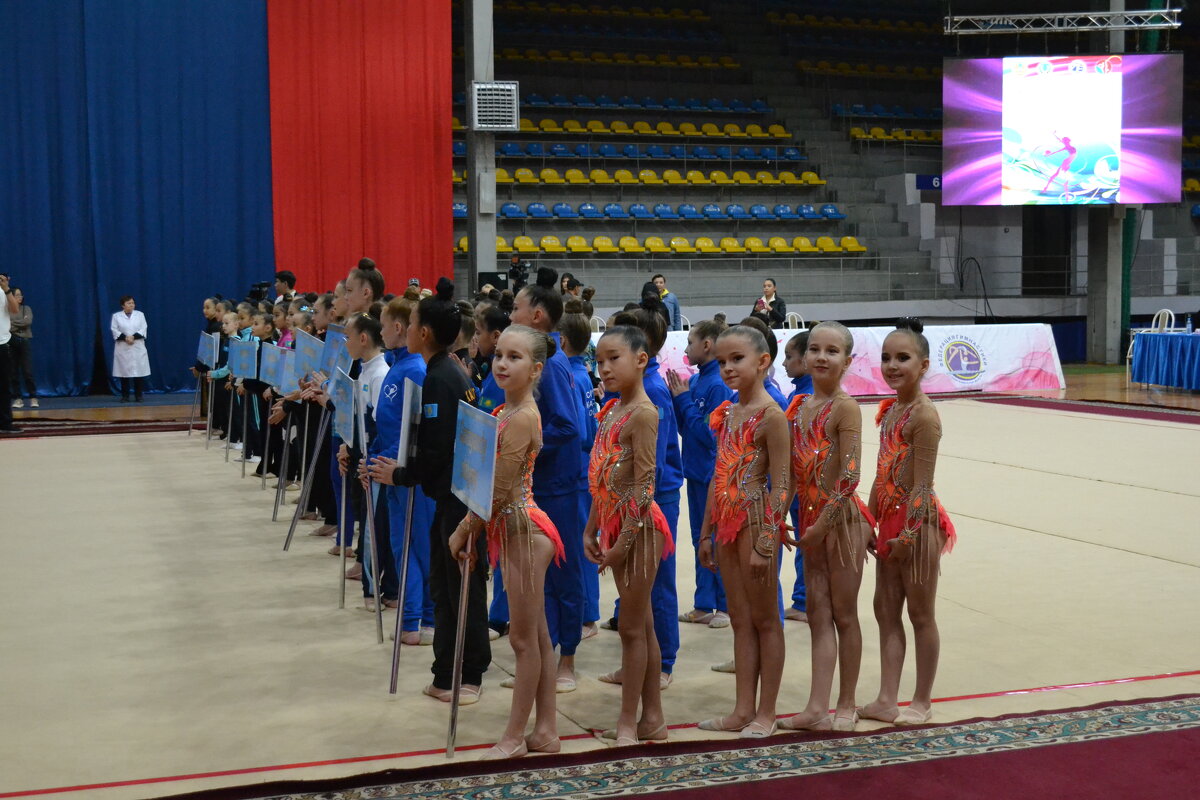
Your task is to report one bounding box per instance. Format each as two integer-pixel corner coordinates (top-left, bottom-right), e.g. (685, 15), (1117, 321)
(667, 320), (733, 625)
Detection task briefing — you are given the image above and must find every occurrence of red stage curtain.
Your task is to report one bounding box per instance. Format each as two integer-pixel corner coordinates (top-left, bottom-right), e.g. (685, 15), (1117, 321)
(267, 0), (450, 294)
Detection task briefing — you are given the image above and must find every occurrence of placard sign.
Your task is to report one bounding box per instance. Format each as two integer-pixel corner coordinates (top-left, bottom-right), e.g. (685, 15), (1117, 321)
(321, 325), (350, 378)
(228, 338), (259, 380)
(451, 401), (498, 520)
(331, 367), (356, 443)
(278, 348), (298, 395)
(259, 344), (286, 390)
(397, 378), (422, 468)
(293, 330), (323, 383)
(196, 331), (218, 368)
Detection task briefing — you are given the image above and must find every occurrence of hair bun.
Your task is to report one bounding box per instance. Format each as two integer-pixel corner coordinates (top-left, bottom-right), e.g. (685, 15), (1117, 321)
(564, 298), (584, 315)
(535, 266), (558, 289)
(435, 277), (455, 302)
(358, 257), (376, 271)
(896, 316), (924, 334)
(544, 331), (558, 360)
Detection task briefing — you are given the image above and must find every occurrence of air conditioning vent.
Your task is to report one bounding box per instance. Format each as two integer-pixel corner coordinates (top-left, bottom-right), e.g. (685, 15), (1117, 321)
(470, 81), (520, 131)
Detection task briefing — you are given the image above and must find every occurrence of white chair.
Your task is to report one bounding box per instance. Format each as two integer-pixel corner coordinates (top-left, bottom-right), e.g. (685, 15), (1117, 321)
(590, 316), (606, 332)
(1127, 309), (1177, 383)
(680, 314), (691, 331)
(785, 311), (805, 330)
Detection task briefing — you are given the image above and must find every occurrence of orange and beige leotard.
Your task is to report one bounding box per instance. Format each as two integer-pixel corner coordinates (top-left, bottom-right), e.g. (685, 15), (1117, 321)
(708, 400), (791, 558)
(787, 393), (876, 564)
(873, 398), (956, 581)
(467, 404), (564, 571)
(588, 398), (675, 562)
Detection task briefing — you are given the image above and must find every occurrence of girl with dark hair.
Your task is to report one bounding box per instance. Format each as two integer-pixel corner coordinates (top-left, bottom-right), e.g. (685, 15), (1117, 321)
(749, 278), (787, 329)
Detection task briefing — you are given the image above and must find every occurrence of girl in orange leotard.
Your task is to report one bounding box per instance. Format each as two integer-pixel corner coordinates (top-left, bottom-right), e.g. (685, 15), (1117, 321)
(780, 321), (876, 733)
(860, 318), (956, 727)
(449, 325), (565, 760)
(583, 325), (675, 746)
(696, 326), (791, 739)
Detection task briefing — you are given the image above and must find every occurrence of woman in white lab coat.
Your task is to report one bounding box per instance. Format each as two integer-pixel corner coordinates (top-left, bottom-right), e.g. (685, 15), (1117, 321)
(111, 296), (150, 402)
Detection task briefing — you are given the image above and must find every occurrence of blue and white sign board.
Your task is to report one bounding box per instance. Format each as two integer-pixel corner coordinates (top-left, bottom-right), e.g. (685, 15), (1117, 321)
(321, 325), (351, 378)
(278, 348), (298, 395)
(397, 378), (422, 468)
(451, 401), (498, 520)
(196, 331), (218, 368)
(293, 330), (322, 382)
(228, 338), (259, 380)
(259, 344), (287, 390)
(331, 367), (356, 444)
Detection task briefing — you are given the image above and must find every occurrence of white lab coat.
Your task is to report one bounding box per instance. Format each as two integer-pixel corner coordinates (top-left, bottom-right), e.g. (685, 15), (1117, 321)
(111, 310), (150, 378)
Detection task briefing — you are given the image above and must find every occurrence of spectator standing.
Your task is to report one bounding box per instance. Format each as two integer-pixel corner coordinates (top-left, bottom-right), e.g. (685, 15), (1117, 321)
(749, 278), (787, 329)
(111, 295), (150, 402)
(274, 270), (297, 303)
(0, 273), (21, 431)
(653, 273), (682, 331)
(8, 287), (35, 408)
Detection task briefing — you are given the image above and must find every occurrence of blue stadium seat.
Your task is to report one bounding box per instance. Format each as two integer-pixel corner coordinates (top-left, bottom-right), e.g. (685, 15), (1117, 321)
(646, 145), (670, 159)
(550, 143), (574, 158)
(598, 143), (621, 158)
(871, 104), (889, 117)
(525, 93), (548, 107)
(663, 97), (685, 110)
(714, 146), (735, 160)
(641, 96), (665, 110)
(453, 91), (466, 105)
(604, 202), (629, 219)
(574, 94), (596, 108)
(579, 202), (604, 219)
(550, 94), (570, 107)
(452, 202), (467, 219)
(685, 98), (706, 111)
(525, 142), (547, 157)
(452, 141), (467, 157)
(618, 95), (641, 109)
(574, 143), (596, 158)
(500, 202), (525, 219)
(798, 204), (823, 220)
(750, 100), (771, 113)
(773, 204), (800, 220)
(622, 144), (647, 159)
(553, 202), (578, 218)
(759, 146), (778, 161)
(527, 202), (552, 219)
(500, 142), (523, 157)
(668, 145), (688, 159)
(831, 103), (846, 117)
(678, 203), (704, 219)
(750, 204), (775, 220)
(702, 203), (729, 220)
(913, 106), (928, 118)
(891, 105), (907, 118)
(822, 203), (848, 220)
(707, 97), (729, 112)
(691, 146), (717, 160)
(1192, 204), (1200, 218)
(728, 98), (750, 113)
(737, 146), (758, 160)
(781, 147), (805, 161)
(596, 95), (619, 109)
(654, 203), (679, 219)
(629, 203), (654, 220)
(727, 204), (753, 220)
(851, 103), (869, 117)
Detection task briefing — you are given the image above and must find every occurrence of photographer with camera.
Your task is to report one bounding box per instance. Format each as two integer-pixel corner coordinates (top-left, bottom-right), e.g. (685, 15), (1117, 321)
(274, 271), (297, 303)
(508, 254), (531, 292)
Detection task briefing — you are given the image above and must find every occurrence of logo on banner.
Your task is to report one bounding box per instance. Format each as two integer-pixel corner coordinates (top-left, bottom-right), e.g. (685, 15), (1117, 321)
(940, 337), (986, 383)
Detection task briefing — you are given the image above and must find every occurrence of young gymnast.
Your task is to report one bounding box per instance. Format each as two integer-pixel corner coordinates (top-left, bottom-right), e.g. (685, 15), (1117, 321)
(860, 318), (956, 726)
(697, 325), (791, 738)
(448, 325), (566, 760)
(584, 325), (675, 746)
(737, 317), (788, 409)
(782, 330), (812, 623)
(780, 321), (875, 732)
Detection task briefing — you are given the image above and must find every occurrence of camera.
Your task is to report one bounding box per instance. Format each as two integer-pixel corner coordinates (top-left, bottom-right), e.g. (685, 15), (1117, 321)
(246, 281), (272, 304)
(508, 257), (531, 291)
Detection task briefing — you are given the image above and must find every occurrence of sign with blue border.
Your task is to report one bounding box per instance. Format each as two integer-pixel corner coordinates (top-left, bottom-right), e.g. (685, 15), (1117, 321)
(293, 330), (322, 382)
(320, 325), (350, 378)
(196, 331), (218, 368)
(451, 401), (498, 520)
(259, 344), (286, 390)
(228, 338), (259, 380)
(331, 367), (356, 443)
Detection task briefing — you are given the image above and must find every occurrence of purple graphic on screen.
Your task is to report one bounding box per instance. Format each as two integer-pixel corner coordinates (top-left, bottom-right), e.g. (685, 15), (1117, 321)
(943, 54), (1182, 206)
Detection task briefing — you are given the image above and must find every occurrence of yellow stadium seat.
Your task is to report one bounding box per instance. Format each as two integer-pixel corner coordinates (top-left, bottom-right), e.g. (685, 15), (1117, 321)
(679, 122), (701, 137)
(710, 170), (735, 185)
(565, 168), (589, 184)
(610, 120), (634, 135)
(452, 169), (463, 184)
(619, 235), (646, 253)
(591, 51), (613, 64)
(756, 170), (781, 185)
(768, 236), (796, 254)
(1184, 178), (1200, 192)
(676, 55), (699, 68)
(792, 236), (819, 254)
(586, 120), (610, 134)
(732, 170), (757, 185)
(457, 236), (468, 253)
(802, 170), (827, 186)
(933, 129), (943, 142)
(495, 167), (513, 184)
(849, 127), (868, 141)
(912, 129), (933, 142)
(778, 170), (804, 185)
(912, 66), (929, 79)
(614, 169), (638, 185)
(655, 54), (675, 67)
(816, 236), (843, 253)
(745, 124), (769, 138)
(593, 236), (620, 253)
(547, 50), (568, 62)
(569, 50), (590, 63)
(718, 56), (740, 68)
(686, 170), (711, 185)
(515, 167), (538, 184)
(663, 169), (688, 185)
(656, 121), (681, 136)
(834, 62), (852, 74)
(644, 236), (671, 254)
(697, 55), (718, 69)
(869, 126), (892, 140)
(768, 124), (789, 139)
(520, 117), (538, 132)
(723, 123), (747, 138)
(540, 118), (564, 132)
(701, 123), (722, 137)
(841, 236), (867, 253)
(514, 235), (538, 253)
(590, 168), (616, 184)
(496, 236), (513, 254)
(633, 121), (656, 135)
(720, 237), (747, 254)
(634, 54), (655, 66)
(745, 236), (772, 254)
(540, 168), (565, 184)
(670, 236), (697, 254)
(639, 168), (664, 185)
(891, 128), (914, 142)
(500, 47), (522, 60)
(563, 119), (585, 133)
(566, 235), (593, 253)
(695, 237), (722, 254)
(612, 52), (635, 64)
(541, 235), (567, 253)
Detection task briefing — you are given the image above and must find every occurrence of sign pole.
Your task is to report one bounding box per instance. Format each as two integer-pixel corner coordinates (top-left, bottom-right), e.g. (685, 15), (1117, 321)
(338, 469), (349, 609)
(356, 384), (385, 644)
(283, 407), (330, 551)
(240, 392), (250, 479)
(446, 532), (477, 758)
(390, 379), (423, 693)
(187, 374), (202, 436)
(260, 395), (271, 491)
(205, 377), (216, 449)
(272, 409), (292, 522)
(224, 386), (235, 462)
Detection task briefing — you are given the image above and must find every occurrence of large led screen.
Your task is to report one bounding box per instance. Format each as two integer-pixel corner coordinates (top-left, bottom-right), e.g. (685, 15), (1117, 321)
(943, 54), (1182, 205)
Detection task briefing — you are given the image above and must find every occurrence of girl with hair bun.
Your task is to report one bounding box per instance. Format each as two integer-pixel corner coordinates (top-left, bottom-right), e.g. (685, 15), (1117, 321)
(860, 317), (956, 726)
(448, 325), (565, 759)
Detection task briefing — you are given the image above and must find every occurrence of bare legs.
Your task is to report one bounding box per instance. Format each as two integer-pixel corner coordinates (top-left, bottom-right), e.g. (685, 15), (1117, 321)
(612, 532), (665, 743)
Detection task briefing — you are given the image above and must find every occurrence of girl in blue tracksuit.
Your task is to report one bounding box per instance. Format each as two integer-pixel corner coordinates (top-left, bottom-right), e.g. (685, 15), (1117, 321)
(667, 320), (734, 625)
(510, 268), (588, 690)
(783, 330), (813, 620)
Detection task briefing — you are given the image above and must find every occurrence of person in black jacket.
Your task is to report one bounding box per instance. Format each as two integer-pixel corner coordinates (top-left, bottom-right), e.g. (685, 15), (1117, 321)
(749, 278), (788, 329)
(392, 278), (489, 705)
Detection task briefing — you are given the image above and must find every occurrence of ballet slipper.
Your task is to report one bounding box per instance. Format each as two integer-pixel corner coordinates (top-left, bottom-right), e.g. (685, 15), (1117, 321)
(895, 706), (933, 725)
(525, 734), (561, 753)
(600, 724), (666, 742)
(739, 720), (778, 739)
(615, 736), (639, 747)
(710, 659), (736, 674)
(597, 669), (622, 685)
(660, 673), (672, 690)
(499, 676), (515, 689)
(698, 716), (749, 732)
(555, 675), (577, 693)
(679, 609), (716, 624)
(580, 622), (599, 641)
(857, 702), (900, 724)
(784, 608), (809, 622)
(457, 685), (482, 706)
(832, 710), (859, 732)
(479, 739), (527, 761)
(422, 684), (453, 703)
(778, 711), (832, 731)
(707, 612), (731, 629)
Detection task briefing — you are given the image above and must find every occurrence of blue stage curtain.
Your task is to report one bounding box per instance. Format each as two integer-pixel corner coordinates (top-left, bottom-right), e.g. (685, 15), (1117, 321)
(0, 2), (98, 396)
(0, 0), (275, 395)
